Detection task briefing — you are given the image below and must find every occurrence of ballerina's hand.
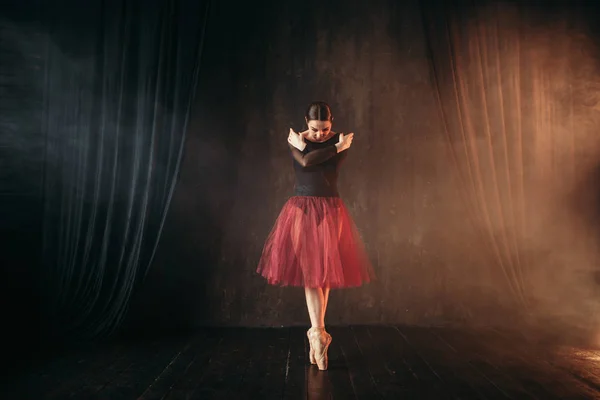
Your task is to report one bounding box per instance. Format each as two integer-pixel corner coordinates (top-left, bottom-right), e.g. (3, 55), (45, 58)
(335, 132), (354, 153)
(288, 128), (306, 151)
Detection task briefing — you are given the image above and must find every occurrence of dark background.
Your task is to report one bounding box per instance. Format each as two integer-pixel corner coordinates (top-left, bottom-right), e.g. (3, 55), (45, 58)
(3, 0), (600, 353)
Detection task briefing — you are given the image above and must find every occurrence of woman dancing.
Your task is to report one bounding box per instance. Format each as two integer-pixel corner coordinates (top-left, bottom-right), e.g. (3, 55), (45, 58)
(257, 101), (374, 370)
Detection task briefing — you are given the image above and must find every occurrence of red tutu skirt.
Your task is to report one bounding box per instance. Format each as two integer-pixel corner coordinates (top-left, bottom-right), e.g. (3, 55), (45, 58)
(257, 196), (375, 288)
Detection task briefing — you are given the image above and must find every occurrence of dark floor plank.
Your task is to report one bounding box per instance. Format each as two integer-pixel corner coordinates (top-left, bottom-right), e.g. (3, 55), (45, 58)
(1, 344), (117, 397)
(328, 325), (384, 399)
(399, 326), (508, 400)
(300, 325), (356, 400)
(434, 328), (538, 399)
(397, 325), (490, 399)
(351, 325), (418, 399)
(351, 326), (400, 399)
(4, 325), (600, 400)
(7, 341), (131, 400)
(71, 336), (186, 400)
(481, 327), (597, 399)
(306, 365), (333, 400)
(481, 328), (573, 399)
(367, 325), (451, 399)
(190, 328), (284, 399)
(360, 325), (423, 398)
(436, 329), (556, 399)
(509, 330), (600, 396)
(43, 342), (132, 399)
(212, 328), (268, 400)
(160, 329), (225, 399)
(136, 337), (202, 400)
(1, 344), (115, 399)
(282, 327), (307, 400)
(233, 327), (291, 399)
(550, 346), (600, 394)
(321, 326), (358, 399)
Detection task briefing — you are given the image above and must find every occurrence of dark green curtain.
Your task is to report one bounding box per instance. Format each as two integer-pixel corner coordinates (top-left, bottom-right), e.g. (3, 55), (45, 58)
(26, 0), (210, 339)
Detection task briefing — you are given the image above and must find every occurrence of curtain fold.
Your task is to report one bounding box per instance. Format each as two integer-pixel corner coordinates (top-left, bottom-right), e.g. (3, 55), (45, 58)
(40, 0), (210, 338)
(421, 1), (599, 311)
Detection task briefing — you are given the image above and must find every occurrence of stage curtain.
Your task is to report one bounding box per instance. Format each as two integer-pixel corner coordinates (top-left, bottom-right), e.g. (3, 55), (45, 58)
(422, 0), (600, 317)
(36, 0), (210, 339)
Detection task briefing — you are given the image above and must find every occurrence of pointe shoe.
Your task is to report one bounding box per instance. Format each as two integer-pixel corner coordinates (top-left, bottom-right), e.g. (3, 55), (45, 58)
(307, 329), (317, 365)
(308, 327), (332, 370)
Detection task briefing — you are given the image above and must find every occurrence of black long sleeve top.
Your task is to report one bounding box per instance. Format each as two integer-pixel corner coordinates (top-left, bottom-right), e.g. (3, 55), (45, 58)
(289, 132), (348, 197)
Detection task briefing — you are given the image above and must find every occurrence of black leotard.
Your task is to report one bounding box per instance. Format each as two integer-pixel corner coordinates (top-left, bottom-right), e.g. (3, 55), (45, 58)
(288, 132), (348, 197)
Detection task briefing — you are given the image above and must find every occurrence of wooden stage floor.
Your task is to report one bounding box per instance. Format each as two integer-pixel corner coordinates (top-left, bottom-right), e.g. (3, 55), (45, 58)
(3, 325), (600, 399)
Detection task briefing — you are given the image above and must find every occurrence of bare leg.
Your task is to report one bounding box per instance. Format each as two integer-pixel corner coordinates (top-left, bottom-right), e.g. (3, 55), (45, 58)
(305, 287), (332, 370)
(305, 286), (332, 370)
(295, 209), (333, 370)
(322, 288), (330, 320)
(305, 287), (325, 328)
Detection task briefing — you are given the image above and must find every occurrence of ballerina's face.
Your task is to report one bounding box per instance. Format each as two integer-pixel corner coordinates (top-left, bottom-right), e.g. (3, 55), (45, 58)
(306, 119), (333, 142)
